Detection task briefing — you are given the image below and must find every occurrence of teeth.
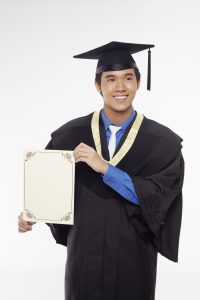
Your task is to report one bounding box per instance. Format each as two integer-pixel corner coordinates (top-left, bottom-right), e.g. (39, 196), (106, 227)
(114, 96), (127, 99)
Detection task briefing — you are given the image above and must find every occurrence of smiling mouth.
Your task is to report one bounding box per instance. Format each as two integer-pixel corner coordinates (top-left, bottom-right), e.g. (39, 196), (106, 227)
(113, 95), (128, 100)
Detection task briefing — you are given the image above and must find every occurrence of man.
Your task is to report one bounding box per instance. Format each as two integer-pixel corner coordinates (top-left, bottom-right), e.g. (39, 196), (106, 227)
(18, 42), (184, 300)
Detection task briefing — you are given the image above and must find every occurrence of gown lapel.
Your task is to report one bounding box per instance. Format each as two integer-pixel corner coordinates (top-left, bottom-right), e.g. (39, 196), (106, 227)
(91, 110), (144, 166)
(99, 113), (110, 161)
(113, 111), (137, 157)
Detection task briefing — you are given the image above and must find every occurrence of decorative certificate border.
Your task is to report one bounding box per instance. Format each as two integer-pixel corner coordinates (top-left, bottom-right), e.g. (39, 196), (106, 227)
(24, 150), (75, 224)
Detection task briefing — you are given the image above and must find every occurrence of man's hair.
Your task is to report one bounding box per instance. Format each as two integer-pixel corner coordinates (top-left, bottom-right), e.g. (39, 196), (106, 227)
(95, 67), (141, 87)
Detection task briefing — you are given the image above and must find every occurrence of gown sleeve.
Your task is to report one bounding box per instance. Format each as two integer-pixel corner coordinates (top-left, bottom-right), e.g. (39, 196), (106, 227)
(45, 139), (70, 247)
(126, 151), (184, 262)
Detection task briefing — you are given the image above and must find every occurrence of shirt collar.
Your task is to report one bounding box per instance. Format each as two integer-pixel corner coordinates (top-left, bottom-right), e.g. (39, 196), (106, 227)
(101, 109), (136, 133)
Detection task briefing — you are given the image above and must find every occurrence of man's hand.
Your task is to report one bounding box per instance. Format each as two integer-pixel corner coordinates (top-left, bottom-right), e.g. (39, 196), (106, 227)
(18, 212), (36, 233)
(73, 143), (109, 174)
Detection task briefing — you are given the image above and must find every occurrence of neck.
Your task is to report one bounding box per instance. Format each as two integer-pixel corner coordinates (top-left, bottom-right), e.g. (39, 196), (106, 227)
(103, 107), (133, 125)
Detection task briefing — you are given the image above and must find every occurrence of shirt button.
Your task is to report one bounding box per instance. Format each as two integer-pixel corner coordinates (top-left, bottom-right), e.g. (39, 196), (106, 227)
(109, 180), (112, 184)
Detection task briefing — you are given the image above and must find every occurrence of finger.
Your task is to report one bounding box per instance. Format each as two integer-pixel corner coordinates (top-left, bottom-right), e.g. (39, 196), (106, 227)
(18, 218), (30, 226)
(80, 143), (93, 151)
(18, 218), (33, 228)
(74, 151), (88, 160)
(18, 222), (33, 231)
(18, 212), (23, 220)
(75, 157), (88, 164)
(18, 227), (32, 233)
(27, 221), (36, 225)
(18, 212), (27, 223)
(74, 145), (95, 157)
(74, 148), (88, 156)
(74, 142), (86, 150)
(18, 212), (35, 225)
(74, 145), (87, 155)
(74, 155), (89, 163)
(73, 147), (82, 156)
(18, 227), (26, 233)
(79, 142), (88, 148)
(18, 225), (32, 231)
(75, 143), (91, 152)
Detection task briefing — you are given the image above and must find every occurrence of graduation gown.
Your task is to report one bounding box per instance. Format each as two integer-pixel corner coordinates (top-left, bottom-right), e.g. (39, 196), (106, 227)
(46, 111), (184, 300)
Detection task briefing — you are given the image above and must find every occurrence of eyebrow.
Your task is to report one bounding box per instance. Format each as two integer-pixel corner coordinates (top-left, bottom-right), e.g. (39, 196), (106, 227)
(124, 73), (135, 76)
(104, 73), (135, 79)
(105, 75), (115, 79)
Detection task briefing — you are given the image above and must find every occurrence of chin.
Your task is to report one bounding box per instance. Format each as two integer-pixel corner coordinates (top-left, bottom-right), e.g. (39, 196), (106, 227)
(111, 105), (132, 113)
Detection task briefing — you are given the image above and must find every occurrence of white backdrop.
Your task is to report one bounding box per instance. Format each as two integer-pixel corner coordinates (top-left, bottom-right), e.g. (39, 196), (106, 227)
(0, 0), (199, 299)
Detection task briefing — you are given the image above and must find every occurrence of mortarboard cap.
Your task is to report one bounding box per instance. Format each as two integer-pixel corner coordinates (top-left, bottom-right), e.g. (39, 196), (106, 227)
(74, 41), (154, 90)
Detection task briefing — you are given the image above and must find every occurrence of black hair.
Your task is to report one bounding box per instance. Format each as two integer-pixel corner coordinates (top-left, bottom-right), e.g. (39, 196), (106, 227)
(95, 67), (141, 87)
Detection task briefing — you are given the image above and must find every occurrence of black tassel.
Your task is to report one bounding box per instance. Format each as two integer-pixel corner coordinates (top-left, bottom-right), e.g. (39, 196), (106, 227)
(147, 48), (151, 90)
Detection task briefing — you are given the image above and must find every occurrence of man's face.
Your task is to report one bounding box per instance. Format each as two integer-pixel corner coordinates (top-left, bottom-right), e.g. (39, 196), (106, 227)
(95, 68), (140, 115)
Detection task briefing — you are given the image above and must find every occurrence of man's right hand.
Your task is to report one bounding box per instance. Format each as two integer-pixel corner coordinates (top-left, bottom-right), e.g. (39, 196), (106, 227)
(18, 212), (36, 233)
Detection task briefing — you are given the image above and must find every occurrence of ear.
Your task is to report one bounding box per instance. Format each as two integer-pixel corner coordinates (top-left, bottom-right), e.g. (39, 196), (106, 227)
(95, 80), (101, 93)
(137, 80), (140, 90)
(95, 81), (103, 96)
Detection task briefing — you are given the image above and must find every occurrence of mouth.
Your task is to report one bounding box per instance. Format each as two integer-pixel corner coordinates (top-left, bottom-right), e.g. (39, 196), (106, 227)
(113, 95), (128, 100)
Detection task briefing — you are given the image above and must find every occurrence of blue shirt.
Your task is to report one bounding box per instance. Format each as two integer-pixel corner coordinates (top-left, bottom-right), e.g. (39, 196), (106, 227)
(101, 110), (139, 205)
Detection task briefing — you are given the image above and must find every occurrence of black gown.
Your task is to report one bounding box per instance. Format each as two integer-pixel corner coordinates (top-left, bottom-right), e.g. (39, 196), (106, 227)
(46, 111), (184, 300)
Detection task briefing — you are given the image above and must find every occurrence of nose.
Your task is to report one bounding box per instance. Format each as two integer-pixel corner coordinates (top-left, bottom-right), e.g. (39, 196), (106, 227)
(115, 79), (126, 92)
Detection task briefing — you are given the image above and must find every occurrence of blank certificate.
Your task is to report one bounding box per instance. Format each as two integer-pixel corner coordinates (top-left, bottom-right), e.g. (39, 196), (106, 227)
(23, 149), (75, 225)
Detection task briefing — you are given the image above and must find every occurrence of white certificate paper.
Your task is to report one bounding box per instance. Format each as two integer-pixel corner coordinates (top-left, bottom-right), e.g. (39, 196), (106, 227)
(23, 149), (75, 225)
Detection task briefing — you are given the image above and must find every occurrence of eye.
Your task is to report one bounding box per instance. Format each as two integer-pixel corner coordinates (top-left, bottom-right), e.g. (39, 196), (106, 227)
(107, 78), (115, 82)
(126, 76), (133, 80)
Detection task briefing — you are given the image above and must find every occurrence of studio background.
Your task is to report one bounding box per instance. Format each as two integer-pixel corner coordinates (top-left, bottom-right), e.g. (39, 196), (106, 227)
(0, 0), (199, 299)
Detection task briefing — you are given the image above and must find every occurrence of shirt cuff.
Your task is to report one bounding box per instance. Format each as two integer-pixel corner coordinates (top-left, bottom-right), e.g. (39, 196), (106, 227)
(103, 164), (139, 205)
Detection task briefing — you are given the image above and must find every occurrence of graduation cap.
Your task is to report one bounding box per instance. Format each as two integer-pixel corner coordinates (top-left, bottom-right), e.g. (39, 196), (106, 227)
(73, 41), (155, 90)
